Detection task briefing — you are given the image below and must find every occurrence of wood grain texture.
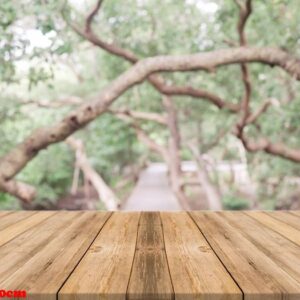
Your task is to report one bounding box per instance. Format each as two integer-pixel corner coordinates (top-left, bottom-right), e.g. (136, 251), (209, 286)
(246, 211), (300, 246)
(190, 211), (300, 300)
(162, 212), (241, 300)
(220, 212), (300, 283)
(265, 211), (300, 231)
(59, 212), (140, 300)
(0, 211), (111, 300)
(0, 211), (35, 230)
(0, 211), (299, 300)
(127, 212), (173, 300)
(138, 211), (162, 226)
(291, 211), (300, 217)
(0, 211), (55, 247)
(0, 211), (13, 219)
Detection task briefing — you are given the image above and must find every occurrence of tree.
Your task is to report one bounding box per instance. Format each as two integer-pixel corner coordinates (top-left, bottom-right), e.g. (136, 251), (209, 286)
(0, 0), (299, 209)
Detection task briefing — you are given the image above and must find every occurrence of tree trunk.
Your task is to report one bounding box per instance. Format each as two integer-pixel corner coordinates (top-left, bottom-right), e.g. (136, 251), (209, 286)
(0, 47), (300, 201)
(189, 144), (223, 210)
(163, 96), (190, 210)
(66, 137), (119, 210)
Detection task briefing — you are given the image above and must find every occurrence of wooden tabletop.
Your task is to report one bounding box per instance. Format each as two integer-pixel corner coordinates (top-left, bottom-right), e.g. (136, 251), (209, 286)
(0, 211), (299, 300)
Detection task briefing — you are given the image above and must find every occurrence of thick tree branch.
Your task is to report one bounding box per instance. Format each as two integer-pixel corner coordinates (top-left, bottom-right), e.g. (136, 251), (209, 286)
(0, 179), (36, 203)
(0, 46), (300, 195)
(64, 4), (240, 112)
(234, 95), (299, 162)
(188, 143), (223, 210)
(163, 96), (181, 150)
(239, 135), (300, 163)
(149, 77), (240, 112)
(111, 103), (190, 209)
(162, 96), (190, 209)
(231, 2), (300, 162)
(66, 137), (119, 210)
(66, 0), (300, 119)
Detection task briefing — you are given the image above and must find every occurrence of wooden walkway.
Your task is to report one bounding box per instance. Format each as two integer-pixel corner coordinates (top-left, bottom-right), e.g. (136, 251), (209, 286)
(123, 163), (181, 211)
(0, 211), (300, 299)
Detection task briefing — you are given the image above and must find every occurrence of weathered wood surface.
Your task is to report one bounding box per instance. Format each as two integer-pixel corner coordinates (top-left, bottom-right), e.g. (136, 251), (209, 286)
(127, 212), (173, 300)
(0, 211), (299, 299)
(0, 211), (111, 300)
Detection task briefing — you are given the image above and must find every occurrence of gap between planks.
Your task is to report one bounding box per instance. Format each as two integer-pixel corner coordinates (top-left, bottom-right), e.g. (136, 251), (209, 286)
(190, 211), (300, 299)
(59, 211), (242, 300)
(0, 211), (56, 247)
(126, 212), (174, 300)
(0, 211), (299, 300)
(0, 211), (112, 300)
(56, 211), (114, 299)
(245, 211), (300, 246)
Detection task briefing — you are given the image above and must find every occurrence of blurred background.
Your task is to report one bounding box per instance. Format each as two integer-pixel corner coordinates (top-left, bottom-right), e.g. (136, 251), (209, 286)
(0, 0), (300, 211)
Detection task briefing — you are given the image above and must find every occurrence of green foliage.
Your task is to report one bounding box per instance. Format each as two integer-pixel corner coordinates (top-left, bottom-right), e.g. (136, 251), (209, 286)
(0, 0), (300, 209)
(83, 114), (140, 182)
(222, 194), (250, 210)
(17, 143), (74, 203)
(28, 67), (54, 89)
(0, 194), (21, 209)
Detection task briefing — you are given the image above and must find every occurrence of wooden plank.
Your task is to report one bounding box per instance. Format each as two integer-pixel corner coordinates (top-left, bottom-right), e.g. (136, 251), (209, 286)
(0, 211), (36, 230)
(162, 212), (242, 300)
(246, 211), (300, 246)
(220, 211), (300, 283)
(0, 211), (13, 218)
(0, 211), (55, 247)
(136, 212), (163, 250)
(127, 212), (173, 300)
(138, 211), (162, 226)
(59, 212), (140, 300)
(190, 211), (300, 300)
(290, 211), (300, 217)
(0, 211), (111, 300)
(266, 211), (300, 230)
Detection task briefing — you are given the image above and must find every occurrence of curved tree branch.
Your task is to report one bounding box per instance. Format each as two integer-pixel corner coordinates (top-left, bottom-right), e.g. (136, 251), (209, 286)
(235, 0), (252, 46)
(236, 98), (299, 162)
(85, 0), (104, 33)
(64, 2), (239, 111)
(111, 98), (190, 209)
(66, 136), (119, 210)
(81, 0), (300, 168)
(149, 77), (240, 112)
(235, 0), (253, 129)
(239, 135), (300, 163)
(0, 46), (300, 199)
(231, 2), (299, 162)
(0, 179), (36, 203)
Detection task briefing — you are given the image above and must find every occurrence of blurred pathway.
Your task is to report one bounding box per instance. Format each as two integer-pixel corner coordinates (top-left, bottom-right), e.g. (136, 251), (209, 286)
(122, 163), (181, 211)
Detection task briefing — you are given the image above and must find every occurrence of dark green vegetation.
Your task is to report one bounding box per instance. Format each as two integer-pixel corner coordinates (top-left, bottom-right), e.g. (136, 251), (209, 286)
(0, 0), (299, 210)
